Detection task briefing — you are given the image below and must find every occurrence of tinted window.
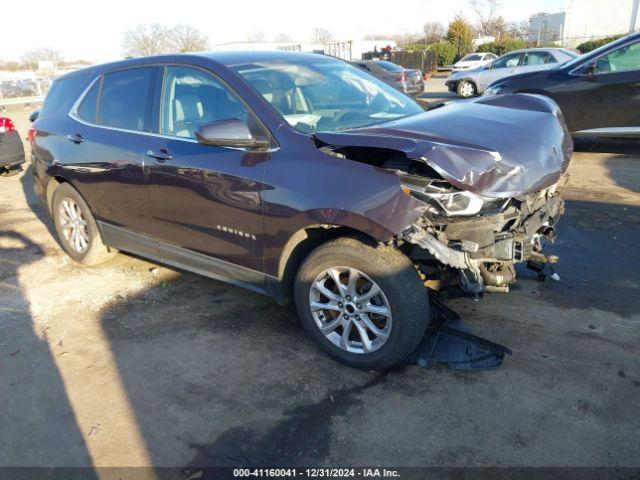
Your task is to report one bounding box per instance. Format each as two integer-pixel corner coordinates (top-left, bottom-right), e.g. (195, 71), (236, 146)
(161, 66), (248, 138)
(76, 79), (100, 123)
(461, 54), (482, 61)
(376, 61), (403, 72)
(596, 41), (640, 73)
(491, 53), (521, 69)
(40, 74), (88, 117)
(523, 52), (553, 65)
(97, 67), (154, 131)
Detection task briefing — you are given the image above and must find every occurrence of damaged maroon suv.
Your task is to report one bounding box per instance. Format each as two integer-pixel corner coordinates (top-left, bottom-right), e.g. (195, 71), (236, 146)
(31, 52), (572, 369)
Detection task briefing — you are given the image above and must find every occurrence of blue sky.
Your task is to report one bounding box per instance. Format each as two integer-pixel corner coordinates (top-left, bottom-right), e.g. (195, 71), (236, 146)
(2, 0), (566, 62)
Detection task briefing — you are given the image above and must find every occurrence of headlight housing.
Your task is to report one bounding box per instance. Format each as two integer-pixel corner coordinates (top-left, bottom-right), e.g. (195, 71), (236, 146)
(399, 174), (503, 217)
(484, 85), (503, 96)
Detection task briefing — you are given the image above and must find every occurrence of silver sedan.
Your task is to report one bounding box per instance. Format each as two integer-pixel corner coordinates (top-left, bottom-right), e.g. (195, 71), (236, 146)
(445, 48), (579, 98)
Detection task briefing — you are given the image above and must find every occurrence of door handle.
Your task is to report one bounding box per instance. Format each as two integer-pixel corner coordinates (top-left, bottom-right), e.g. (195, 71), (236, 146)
(146, 148), (172, 162)
(66, 133), (84, 144)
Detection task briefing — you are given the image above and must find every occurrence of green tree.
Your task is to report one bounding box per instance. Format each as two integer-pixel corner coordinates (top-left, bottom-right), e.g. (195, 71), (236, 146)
(429, 42), (457, 67)
(477, 37), (526, 56)
(576, 35), (624, 53)
(446, 14), (474, 60)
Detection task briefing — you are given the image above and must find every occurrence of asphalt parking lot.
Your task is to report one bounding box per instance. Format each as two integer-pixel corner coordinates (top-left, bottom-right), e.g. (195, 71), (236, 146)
(1, 81), (639, 473)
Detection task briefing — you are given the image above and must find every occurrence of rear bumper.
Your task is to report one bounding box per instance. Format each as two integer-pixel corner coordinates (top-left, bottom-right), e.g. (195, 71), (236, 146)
(0, 132), (26, 169)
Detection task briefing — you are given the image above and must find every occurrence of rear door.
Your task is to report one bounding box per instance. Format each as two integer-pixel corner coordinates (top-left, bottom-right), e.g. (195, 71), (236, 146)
(65, 66), (160, 236)
(520, 51), (556, 73)
(477, 52), (523, 90)
(143, 65), (270, 284)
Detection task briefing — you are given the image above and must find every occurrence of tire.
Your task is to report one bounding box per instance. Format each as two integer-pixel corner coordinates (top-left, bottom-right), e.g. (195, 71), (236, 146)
(51, 182), (116, 266)
(294, 237), (430, 370)
(457, 80), (477, 98)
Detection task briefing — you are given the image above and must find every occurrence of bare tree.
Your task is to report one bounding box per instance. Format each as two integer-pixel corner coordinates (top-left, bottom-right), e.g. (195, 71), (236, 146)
(311, 28), (334, 44)
(274, 33), (293, 43)
(507, 20), (529, 40)
(123, 24), (170, 58)
(470, 0), (501, 36)
(247, 30), (267, 42)
(167, 24), (210, 53)
(20, 47), (62, 71)
(423, 21), (445, 44)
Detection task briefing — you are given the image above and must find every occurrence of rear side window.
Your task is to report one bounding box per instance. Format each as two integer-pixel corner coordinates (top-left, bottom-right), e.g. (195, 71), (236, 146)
(76, 79), (100, 123)
(523, 52), (553, 66)
(96, 67), (155, 131)
(40, 74), (88, 118)
(376, 61), (403, 72)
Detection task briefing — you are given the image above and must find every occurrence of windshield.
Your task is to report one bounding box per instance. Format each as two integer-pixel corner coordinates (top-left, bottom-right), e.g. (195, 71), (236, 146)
(234, 59), (424, 133)
(460, 54), (482, 61)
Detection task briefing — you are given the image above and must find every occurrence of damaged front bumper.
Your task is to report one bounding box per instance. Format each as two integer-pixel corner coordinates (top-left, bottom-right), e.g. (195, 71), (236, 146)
(399, 186), (564, 294)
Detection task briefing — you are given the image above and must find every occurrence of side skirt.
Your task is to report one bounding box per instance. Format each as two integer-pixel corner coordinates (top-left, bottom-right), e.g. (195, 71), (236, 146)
(98, 221), (281, 300)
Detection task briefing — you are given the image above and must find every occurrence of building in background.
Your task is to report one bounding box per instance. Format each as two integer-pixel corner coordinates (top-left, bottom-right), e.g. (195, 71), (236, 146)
(529, 0), (640, 48)
(528, 12), (566, 45)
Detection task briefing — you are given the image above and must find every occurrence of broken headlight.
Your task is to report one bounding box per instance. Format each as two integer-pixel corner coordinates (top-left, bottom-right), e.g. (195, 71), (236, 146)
(399, 173), (500, 217)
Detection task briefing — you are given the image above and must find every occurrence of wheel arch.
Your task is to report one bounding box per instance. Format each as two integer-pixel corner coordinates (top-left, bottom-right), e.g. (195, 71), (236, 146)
(272, 224), (380, 305)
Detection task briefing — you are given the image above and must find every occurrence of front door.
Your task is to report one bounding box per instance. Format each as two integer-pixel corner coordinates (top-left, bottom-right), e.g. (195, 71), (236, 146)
(558, 39), (640, 132)
(144, 65), (271, 288)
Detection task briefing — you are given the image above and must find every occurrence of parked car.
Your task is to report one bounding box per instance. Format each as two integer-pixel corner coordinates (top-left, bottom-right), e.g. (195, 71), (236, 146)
(484, 32), (640, 136)
(31, 52), (571, 369)
(446, 48), (578, 98)
(451, 52), (497, 72)
(0, 117), (26, 176)
(350, 60), (424, 95)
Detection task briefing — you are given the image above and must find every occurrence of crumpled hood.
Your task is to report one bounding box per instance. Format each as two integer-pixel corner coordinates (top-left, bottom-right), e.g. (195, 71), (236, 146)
(314, 93), (573, 198)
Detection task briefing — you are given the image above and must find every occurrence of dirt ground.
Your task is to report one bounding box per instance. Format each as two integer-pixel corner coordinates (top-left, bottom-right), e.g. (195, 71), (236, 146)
(1, 96), (639, 473)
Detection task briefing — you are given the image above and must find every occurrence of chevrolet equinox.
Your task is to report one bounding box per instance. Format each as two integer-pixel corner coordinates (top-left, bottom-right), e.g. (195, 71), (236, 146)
(31, 51), (572, 369)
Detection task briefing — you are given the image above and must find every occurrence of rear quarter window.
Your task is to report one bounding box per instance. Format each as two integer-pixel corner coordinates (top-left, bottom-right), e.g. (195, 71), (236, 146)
(39, 73), (89, 118)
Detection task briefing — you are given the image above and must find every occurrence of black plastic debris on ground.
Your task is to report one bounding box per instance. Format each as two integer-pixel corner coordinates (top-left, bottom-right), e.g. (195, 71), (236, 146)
(407, 298), (512, 371)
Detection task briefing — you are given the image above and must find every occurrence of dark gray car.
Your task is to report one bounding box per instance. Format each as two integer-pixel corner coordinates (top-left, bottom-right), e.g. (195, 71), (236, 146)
(351, 60), (424, 95)
(0, 116), (25, 176)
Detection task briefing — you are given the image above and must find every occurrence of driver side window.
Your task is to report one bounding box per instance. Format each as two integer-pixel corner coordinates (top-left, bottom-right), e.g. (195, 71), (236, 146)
(491, 53), (521, 69)
(595, 41), (640, 73)
(161, 66), (248, 138)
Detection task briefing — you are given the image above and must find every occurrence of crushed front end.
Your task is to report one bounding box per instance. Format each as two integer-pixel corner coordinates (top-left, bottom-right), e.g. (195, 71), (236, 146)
(396, 174), (565, 294)
(314, 93), (573, 296)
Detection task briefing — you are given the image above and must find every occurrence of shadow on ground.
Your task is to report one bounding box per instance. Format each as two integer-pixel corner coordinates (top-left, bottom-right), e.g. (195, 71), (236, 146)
(0, 229), (97, 472)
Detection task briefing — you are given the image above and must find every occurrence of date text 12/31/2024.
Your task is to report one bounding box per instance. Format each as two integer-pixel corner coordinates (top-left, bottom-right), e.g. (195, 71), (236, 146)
(233, 468), (401, 478)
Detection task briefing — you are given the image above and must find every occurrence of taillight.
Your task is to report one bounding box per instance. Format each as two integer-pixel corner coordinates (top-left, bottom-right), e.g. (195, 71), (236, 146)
(395, 72), (407, 82)
(28, 127), (37, 146)
(0, 117), (16, 133)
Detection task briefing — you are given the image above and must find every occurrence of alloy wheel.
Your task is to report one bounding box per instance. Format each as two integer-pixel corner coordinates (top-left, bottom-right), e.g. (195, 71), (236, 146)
(309, 266), (393, 354)
(58, 198), (90, 253)
(459, 82), (475, 97)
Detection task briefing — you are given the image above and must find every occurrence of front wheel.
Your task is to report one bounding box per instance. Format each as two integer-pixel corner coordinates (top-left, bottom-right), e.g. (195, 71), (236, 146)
(457, 80), (477, 98)
(294, 237), (430, 370)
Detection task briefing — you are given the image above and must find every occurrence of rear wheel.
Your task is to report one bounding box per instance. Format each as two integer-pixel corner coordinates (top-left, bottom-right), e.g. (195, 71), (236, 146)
(457, 80), (477, 98)
(51, 183), (116, 266)
(294, 237), (430, 370)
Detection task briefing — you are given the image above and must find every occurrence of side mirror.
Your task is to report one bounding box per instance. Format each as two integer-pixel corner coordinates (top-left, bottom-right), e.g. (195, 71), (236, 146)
(583, 61), (597, 76)
(194, 119), (269, 150)
(29, 110), (39, 123)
